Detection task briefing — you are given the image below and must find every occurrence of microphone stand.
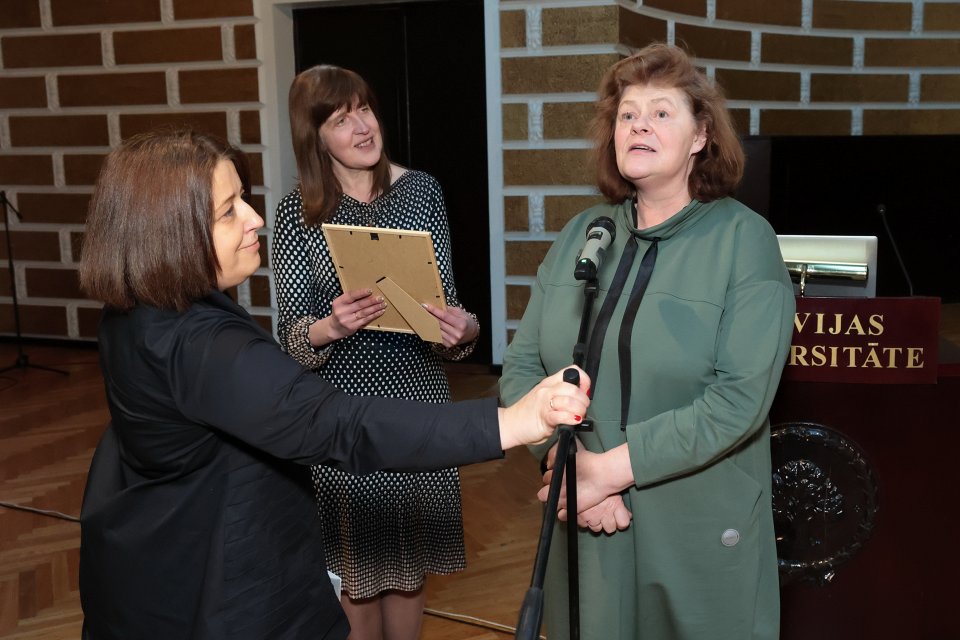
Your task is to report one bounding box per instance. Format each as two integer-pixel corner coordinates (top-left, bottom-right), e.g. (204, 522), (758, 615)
(877, 203), (915, 297)
(515, 277), (599, 640)
(0, 190), (69, 376)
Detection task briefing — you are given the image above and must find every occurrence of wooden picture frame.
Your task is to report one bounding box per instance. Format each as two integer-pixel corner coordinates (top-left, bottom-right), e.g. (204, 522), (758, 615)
(321, 224), (446, 341)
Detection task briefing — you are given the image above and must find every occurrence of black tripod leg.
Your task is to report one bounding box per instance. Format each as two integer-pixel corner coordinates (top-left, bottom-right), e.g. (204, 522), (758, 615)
(0, 192), (69, 378)
(0, 354), (69, 376)
(515, 368), (585, 640)
(566, 435), (579, 640)
(515, 426), (575, 640)
(26, 362), (70, 375)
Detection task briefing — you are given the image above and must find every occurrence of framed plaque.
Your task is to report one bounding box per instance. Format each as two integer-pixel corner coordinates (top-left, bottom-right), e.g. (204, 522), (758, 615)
(321, 224), (445, 341)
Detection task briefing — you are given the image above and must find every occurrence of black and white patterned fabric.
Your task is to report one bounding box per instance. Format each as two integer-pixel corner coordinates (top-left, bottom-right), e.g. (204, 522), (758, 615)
(272, 170), (475, 598)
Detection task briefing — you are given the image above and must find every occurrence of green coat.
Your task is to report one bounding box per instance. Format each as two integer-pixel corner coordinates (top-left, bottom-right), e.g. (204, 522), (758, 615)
(500, 197), (794, 640)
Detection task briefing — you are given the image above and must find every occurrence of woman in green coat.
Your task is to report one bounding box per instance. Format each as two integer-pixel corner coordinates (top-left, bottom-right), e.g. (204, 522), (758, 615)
(499, 44), (795, 640)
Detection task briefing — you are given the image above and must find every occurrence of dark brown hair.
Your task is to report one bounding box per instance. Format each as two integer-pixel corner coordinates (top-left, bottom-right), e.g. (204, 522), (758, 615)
(80, 129), (247, 311)
(289, 65), (391, 225)
(591, 43), (744, 203)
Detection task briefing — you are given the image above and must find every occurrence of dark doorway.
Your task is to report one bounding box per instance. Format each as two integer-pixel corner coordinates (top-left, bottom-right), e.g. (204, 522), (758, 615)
(293, 0), (491, 363)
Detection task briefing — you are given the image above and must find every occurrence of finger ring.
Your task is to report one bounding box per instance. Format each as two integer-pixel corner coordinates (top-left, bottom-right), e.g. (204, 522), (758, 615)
(549, 397), (557, 411)
(354, 311), (360, 321)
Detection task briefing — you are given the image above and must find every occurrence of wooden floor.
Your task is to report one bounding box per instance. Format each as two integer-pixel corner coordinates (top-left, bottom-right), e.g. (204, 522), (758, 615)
(0, 342), (542, 640)
(3, 303), (959, 639)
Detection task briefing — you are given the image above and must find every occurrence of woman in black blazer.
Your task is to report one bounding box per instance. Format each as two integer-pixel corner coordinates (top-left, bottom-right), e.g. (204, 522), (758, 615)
(77, 130), (588, 640)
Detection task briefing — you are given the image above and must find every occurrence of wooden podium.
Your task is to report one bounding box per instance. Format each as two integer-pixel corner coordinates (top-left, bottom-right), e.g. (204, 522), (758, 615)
(771, 296), (960, 638)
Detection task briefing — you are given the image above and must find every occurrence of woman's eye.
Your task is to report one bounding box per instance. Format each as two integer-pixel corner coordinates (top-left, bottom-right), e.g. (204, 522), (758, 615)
(656, 110), (668, 119)
(620, 112), (634, 121)
(223, 206), (235, 218)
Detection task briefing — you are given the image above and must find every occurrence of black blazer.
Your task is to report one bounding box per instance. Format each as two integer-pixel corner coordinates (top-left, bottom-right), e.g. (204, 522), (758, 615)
(80, 291), (501, 639)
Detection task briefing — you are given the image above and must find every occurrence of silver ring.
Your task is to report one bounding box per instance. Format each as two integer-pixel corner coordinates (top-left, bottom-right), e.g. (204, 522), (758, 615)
(549, 397), (557, 411)
(354, 311), (360, 321)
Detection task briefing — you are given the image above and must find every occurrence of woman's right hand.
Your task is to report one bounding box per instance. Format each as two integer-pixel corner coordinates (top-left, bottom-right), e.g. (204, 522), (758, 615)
(538, 444), (635, 532)
(540, 438), (631, 532)
(498, 366), (590, 450)
(309, 288), (387, 346)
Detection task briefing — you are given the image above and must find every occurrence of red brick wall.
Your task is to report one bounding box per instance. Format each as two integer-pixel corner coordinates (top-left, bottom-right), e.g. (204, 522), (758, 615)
(4, 0), (959, 345)
(498, 0), (960, 335)
(0, 0), (269, 340)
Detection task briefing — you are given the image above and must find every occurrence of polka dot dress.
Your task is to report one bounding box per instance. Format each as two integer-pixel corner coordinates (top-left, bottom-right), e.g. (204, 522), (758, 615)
(272, 170), (475, 599)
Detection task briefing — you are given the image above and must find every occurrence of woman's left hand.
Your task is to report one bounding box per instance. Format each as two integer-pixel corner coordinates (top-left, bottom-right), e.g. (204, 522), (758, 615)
(538, 447), (634, 530)
(422, 303), (479, 347)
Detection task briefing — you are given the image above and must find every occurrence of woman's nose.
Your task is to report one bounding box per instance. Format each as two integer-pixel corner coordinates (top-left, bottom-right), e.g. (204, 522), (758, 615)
(349, 113), (369, 133)
(631, 115), (649, 133)
(242, 203), (264, 231)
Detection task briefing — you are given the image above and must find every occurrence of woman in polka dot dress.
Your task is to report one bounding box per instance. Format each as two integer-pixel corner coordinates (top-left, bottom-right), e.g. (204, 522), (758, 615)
(273, 65), (480, 640)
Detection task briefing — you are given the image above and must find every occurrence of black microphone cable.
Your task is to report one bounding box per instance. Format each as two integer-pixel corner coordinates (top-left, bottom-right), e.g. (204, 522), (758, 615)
(0, 500), (80, 522)
(877, 203), (915, 296)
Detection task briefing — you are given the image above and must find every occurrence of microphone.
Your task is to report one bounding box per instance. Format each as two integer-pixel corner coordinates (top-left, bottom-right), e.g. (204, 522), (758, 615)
(574, 216), (616, 280)
(876, 203), (915, 296)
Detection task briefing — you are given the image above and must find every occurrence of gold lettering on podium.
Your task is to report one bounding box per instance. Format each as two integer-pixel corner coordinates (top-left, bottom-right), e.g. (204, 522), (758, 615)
(784, 297), (939, 384)
(793, 312), (885, 336)
(789, 313), (923, 370)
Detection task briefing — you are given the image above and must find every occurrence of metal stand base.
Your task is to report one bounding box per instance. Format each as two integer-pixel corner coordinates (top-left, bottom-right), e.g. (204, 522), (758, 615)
(0, 352), (69, 376)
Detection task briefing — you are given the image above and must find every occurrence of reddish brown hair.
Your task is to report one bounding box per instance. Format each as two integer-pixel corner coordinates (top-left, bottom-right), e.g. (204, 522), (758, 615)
(80, 129), (248, 311)
(288, 65), (391, 225)
(591, 43), (744, 203)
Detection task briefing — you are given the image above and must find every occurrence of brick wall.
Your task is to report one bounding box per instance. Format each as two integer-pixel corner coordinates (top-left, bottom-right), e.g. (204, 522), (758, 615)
(3, 0), (959, 351)
(497, 0), (960, 345)
(0, 0), (269, 340)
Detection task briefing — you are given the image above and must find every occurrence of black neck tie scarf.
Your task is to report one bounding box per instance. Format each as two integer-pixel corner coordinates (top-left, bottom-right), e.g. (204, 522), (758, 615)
(582, 233), (660, 431)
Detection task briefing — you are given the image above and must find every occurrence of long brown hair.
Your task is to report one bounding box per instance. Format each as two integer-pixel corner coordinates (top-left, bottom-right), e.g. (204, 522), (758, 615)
(80, 129), (247, 311)
(591, 43), (744, 203)
(288, 65), (391, 225)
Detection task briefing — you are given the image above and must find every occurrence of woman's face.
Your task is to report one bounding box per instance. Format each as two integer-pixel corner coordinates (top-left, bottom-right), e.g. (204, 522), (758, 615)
(613, 83), (706, 194)
(211, 159), (264, 290)
(318, 100), (383, 175)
